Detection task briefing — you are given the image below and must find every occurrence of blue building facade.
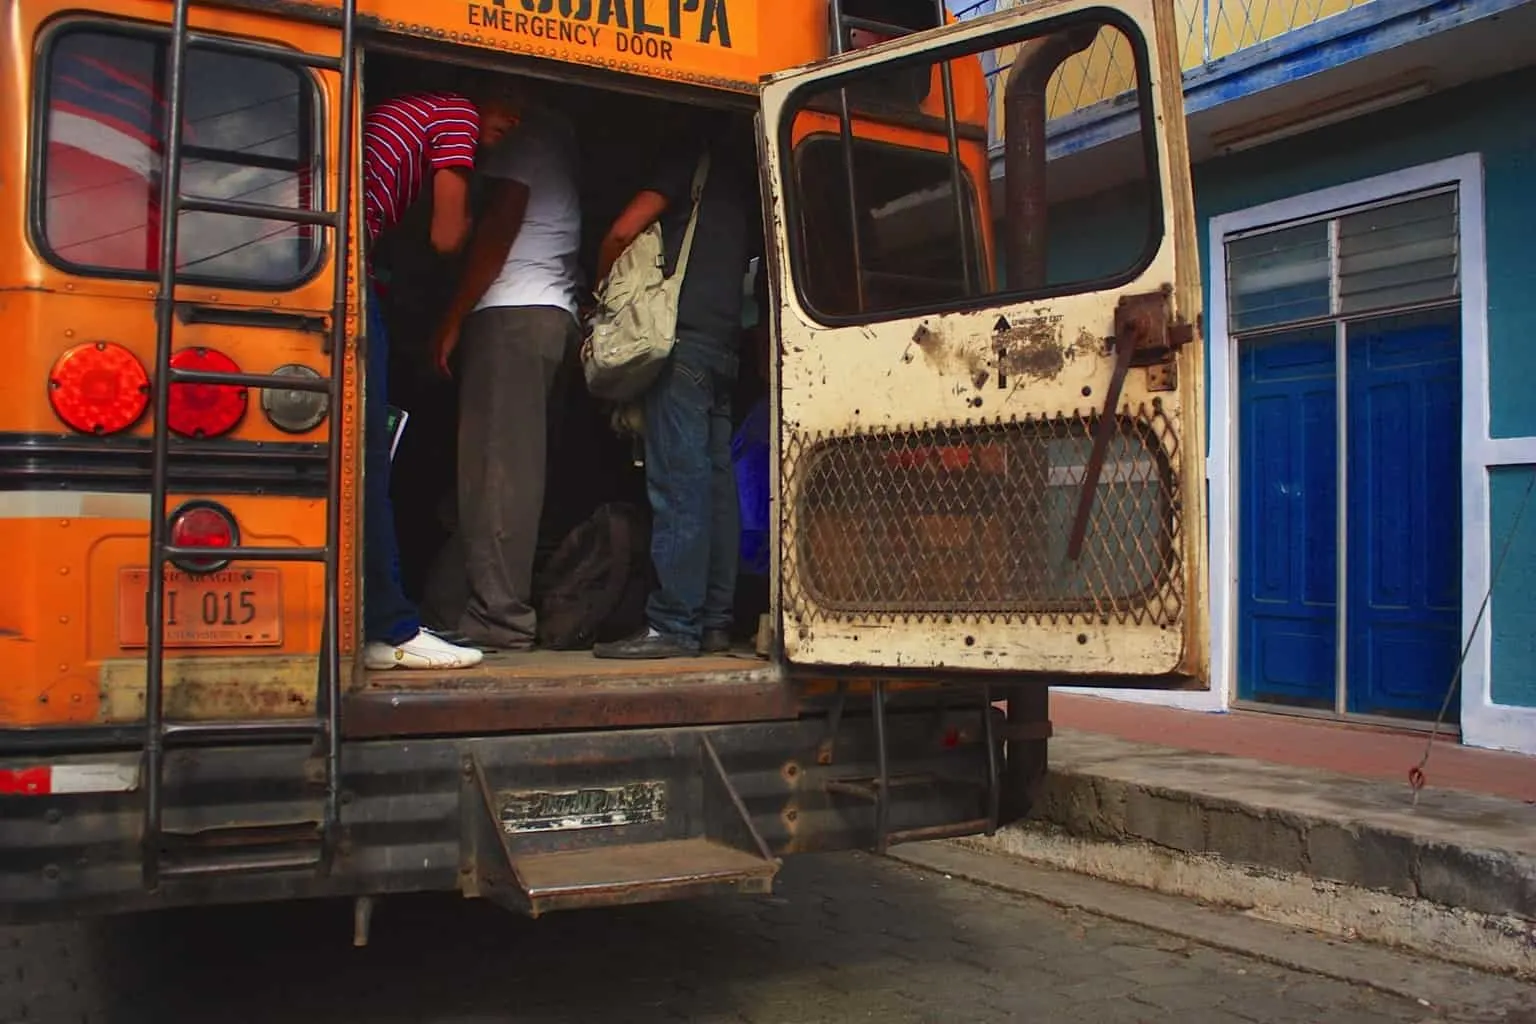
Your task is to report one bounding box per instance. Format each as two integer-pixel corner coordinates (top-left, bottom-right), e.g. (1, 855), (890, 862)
(958, 0), (1536, 753)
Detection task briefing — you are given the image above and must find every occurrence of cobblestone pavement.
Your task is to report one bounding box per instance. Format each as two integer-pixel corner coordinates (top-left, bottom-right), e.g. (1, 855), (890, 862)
(7, 853), (1532, 1023)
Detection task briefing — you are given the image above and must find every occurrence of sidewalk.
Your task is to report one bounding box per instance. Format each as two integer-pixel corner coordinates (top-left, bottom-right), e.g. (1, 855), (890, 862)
(896, 693), (1536, 978)
(1050, 693), (1536, 804)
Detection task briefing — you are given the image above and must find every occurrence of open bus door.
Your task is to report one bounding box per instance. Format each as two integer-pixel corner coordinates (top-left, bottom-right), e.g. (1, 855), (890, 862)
(758, 0), (1206, 687)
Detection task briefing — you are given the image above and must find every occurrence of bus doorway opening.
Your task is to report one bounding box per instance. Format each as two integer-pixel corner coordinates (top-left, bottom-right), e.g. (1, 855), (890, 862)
(357, 55), (780, 730)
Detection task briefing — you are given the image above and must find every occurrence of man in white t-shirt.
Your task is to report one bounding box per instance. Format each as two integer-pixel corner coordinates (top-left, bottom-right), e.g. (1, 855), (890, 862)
(427, 91), (581, 651)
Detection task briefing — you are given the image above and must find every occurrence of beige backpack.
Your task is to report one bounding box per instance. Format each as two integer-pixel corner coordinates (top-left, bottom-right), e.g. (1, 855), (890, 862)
(581, 152), (711, 403)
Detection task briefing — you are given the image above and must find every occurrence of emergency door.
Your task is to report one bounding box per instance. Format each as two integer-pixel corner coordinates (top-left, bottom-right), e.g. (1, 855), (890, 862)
(758, 0), (1207, 683)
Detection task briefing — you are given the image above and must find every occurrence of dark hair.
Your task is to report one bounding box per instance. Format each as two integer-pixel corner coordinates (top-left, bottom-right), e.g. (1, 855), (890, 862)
(462, 73), (534, 112)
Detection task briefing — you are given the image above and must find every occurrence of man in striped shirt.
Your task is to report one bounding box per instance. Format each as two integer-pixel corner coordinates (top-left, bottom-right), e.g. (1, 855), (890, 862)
(361, 88), (518, 671)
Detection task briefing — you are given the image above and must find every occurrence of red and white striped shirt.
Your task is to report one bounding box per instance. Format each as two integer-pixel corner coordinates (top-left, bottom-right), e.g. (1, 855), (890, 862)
(362, 92), (481, 243)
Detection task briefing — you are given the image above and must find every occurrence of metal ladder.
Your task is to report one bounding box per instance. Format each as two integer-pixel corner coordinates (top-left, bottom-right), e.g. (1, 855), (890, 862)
(141, 0), (359, 887)
(822, 681), (1001, 854)
(869, 680), (1000, 853)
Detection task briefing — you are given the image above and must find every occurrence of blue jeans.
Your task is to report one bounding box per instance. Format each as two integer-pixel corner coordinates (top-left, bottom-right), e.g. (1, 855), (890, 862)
(643, 333), (740, 647)
(363, 281), (421, 645)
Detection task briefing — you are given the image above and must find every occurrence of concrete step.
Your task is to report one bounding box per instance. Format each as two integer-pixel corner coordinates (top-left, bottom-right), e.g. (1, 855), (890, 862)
(919, 728), (1536, 977)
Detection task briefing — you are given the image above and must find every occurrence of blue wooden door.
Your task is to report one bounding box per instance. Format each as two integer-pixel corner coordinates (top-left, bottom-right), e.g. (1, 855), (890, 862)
(1345, 312), (1462, 719)
(1237, 327), (1338, 709)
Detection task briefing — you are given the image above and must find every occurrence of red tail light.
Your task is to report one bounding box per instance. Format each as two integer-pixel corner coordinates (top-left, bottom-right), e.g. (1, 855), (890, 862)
(168, 501), (238, 573)
(168, 348), (248, 438)
(47, 342), (150, 435)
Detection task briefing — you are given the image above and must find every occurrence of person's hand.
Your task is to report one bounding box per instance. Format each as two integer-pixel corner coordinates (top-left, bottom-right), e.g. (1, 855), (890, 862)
(431, 317), (461, 378)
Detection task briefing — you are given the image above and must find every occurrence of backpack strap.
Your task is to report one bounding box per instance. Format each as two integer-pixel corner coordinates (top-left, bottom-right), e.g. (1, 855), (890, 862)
(672, 150), (711, 283)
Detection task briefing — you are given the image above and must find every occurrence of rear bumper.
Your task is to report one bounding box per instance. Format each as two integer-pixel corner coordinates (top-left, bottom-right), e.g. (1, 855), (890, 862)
(0, 706), (996, 923)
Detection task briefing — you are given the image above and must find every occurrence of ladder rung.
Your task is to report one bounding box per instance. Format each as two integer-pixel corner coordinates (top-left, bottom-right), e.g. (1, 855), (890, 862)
(162, 718), (325, 744)
(179, 195), (339, 227)
(184, 31), (341, 72)
(826, 774), (947, 800)
(158, 851), (323, 880)
(163, 544), (328, 563)
(168, 367), (332, 393)
(886, 818), (993, 847)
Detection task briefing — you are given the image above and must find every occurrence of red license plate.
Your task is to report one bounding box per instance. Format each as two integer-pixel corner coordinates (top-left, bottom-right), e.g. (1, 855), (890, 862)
(117, 568), (283, 648)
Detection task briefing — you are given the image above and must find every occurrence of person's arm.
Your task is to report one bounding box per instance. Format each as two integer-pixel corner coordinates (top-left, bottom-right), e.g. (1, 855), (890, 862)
(597, 148), (700, 286)
(445, 177), (529, 324)
(431, 176), (530, 375)
(422, 95), (482, 255)
(428, 167), (474, 254)
(596, 190), (670, 286)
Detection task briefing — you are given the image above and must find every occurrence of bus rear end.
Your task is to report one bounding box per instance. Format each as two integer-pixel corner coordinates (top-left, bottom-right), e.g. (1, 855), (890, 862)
(0, 0), (363, 910)
(2, 0), (1207, 931)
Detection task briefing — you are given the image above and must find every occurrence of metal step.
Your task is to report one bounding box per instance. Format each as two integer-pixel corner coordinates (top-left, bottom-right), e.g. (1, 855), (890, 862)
(511, 838), (778, 916)
(460, 738), (780, 917)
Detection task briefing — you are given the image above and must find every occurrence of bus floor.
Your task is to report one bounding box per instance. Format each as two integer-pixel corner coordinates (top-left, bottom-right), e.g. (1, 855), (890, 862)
(344, 648), (791, 737)
(361, 646), (769, 690)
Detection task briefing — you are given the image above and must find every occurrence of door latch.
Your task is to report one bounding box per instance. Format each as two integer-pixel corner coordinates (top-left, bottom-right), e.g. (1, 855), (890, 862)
(1066, 287), (1194, 561)
(1115, 286), (1195, 392)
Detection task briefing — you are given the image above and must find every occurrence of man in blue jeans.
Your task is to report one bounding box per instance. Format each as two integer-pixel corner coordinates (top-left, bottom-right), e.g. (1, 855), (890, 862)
(591, 117), (755, 659)
(360, 88), (517, 670)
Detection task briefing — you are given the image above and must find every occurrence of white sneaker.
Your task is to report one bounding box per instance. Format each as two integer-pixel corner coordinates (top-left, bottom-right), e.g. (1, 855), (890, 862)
(364, 628), (484, 671)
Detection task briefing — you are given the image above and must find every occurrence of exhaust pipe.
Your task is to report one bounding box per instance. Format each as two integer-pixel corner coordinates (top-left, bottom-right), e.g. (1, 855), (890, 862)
(1002, 26), (1100, 290)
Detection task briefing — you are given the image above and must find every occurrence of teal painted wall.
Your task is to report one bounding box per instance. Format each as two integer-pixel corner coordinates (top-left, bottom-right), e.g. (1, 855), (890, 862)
(1488, 467), (1536, 709)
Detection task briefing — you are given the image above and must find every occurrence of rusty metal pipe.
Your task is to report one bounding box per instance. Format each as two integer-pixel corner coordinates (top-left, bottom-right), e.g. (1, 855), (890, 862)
(1003, 26), (1100, 290)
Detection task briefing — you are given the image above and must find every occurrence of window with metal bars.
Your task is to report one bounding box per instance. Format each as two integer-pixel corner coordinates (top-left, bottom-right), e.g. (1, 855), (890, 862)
(34, 23), (324, 289)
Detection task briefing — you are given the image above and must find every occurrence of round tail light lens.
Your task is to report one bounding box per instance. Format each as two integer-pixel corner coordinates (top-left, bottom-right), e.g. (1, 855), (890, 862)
(260, 363), (330, 434)
(48, 342), (150, 435)
(168, 501), (238, 574)
(168, 348), (247, 438)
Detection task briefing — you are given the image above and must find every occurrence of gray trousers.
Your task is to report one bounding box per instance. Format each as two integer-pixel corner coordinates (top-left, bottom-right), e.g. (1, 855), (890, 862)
(424, 304), (579, 649)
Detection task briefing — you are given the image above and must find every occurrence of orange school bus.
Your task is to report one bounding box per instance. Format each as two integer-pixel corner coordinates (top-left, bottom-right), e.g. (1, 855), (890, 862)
(0, 0), (1205, 951)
